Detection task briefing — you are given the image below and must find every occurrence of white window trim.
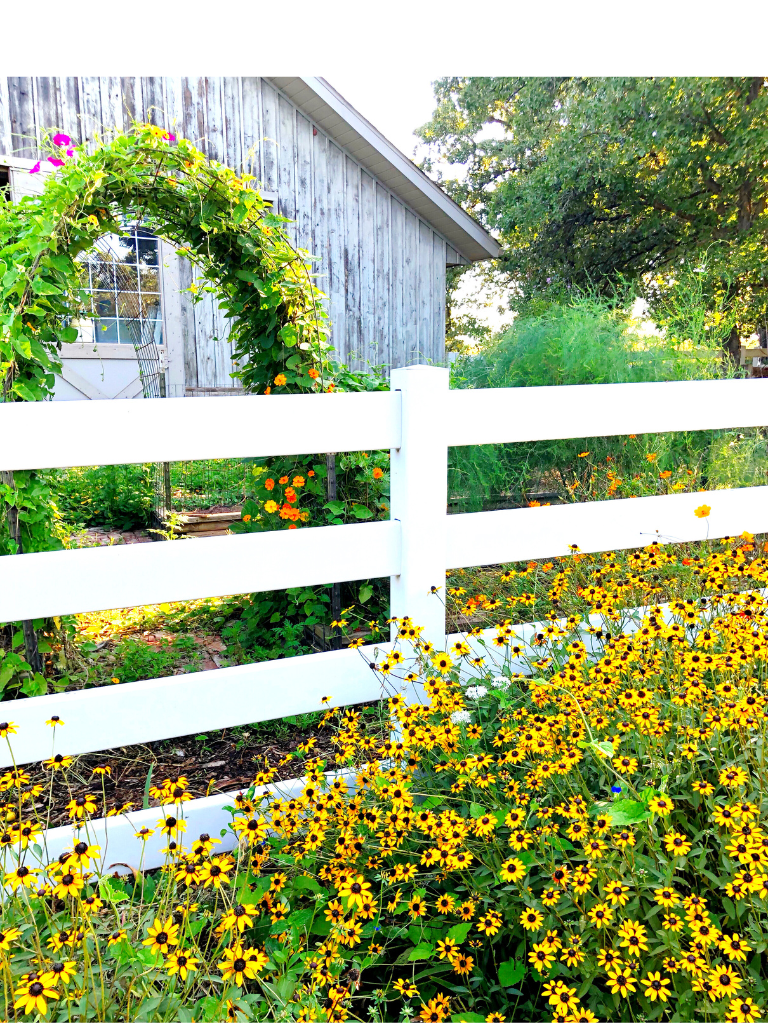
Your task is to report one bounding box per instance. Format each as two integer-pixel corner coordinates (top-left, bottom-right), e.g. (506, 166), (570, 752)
(59, 341), (167, 364)
(0, 152), (55, 202)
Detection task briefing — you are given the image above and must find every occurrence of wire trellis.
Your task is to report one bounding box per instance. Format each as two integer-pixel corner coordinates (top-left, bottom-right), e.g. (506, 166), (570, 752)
(78, 222), (251, 520)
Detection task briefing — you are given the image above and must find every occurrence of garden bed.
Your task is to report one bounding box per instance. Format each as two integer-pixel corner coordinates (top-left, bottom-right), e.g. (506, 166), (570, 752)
(27, 703), (387, 828)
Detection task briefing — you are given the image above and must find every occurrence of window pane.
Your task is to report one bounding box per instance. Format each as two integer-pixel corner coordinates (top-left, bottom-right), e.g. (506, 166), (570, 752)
(93, 291), (117, 318)
(115, 263), (140, 292)
(117, 292), (142, 318)
(97, 318), (120, 343)
(138, 294), (162, 319)
(118, 319), (143, 345)
(89, 260), (115, 291)
(139, 267), (160, 292)
(136, 228), (159, 267)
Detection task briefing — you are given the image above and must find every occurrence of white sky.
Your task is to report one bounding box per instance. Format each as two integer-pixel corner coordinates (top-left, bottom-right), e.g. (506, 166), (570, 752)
(324, 73), (438, 163)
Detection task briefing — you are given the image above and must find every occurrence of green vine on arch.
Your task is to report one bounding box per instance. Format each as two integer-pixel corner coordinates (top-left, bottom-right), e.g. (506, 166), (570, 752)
(0, 123), (389, 682)
(1, 122), (337, 405)
(0, 123), (383, 551)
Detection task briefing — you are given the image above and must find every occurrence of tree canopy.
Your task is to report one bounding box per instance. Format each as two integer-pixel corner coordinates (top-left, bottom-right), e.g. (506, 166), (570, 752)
(419, 77), (768, 340)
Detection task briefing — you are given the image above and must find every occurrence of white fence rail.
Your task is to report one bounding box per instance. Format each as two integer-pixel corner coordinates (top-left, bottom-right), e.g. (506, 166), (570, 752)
(2, 367), (768, 870)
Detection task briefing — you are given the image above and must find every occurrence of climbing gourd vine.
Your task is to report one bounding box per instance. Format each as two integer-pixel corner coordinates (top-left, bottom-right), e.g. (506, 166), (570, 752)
(0, 122), (345, 556)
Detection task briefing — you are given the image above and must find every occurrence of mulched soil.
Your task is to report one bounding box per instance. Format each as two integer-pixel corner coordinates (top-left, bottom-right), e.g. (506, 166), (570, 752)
(30, 704), (385, 829)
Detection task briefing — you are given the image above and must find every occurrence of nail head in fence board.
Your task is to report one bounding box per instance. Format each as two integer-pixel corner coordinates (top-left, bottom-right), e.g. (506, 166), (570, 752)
(0, 519), (401, 623)
(0, 391), (401, 471)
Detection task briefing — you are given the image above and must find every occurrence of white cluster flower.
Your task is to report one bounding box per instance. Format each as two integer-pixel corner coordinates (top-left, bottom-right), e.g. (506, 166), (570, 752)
(464, 685), (488, 700)
(492, 675), (511, 691)
(450, 710), (472, 725)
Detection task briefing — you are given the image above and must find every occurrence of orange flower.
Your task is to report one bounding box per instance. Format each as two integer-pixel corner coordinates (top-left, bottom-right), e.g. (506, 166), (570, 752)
(646, 453), (657, 462)
(373, 467), (384, 480)
(285, 488), (297, 503)
(242, 514), (251, 522)
(264, 500), (278, 513)
(292, 476), (305, 488)
(264, 387), (271, 395)
(326, 384), (335, 393)
(279, 476), (289, 485)
(308, 470), (315, 477)
(264, 478), (275, 491)
(694, 504), (711, 519)
(274, 374), (287, 386)
(308, 368), (320, 379)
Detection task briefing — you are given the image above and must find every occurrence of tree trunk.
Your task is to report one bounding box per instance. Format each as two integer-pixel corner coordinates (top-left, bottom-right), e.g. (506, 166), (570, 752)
(724, 326), (741, 367)
(326, 453), (342, 650)
(0, 469), (43, 674)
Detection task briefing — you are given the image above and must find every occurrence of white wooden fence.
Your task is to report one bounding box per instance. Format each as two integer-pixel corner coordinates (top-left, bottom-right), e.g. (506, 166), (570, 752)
(2, 367), (768, 871)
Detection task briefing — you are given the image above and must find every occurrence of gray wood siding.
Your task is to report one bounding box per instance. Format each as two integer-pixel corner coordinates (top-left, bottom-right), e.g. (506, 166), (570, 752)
(0, 76), (449, 386)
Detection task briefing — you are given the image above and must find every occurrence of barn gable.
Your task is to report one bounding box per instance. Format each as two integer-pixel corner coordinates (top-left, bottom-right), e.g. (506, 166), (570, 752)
(0, 76), (497, 398)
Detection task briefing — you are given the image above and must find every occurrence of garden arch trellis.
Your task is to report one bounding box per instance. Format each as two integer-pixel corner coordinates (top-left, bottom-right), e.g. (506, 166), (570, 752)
(0, 124), (337, 665)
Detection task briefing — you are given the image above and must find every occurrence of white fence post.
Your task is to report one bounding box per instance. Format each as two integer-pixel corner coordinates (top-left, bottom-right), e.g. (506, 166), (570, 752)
(389, 365), (449, 653)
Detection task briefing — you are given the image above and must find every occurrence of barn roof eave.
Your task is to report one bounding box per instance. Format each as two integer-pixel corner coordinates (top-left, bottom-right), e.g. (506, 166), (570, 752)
(265, 76), (500, 264)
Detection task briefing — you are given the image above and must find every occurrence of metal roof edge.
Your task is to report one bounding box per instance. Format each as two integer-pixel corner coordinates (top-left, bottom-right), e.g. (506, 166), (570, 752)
(266, 76), (499, 263)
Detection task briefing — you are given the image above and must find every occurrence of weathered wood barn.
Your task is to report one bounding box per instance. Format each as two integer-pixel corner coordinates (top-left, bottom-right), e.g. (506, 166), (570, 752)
(0, 77), (498, 400)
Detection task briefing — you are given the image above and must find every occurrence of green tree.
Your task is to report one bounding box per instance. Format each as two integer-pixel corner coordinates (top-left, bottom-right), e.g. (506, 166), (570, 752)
(419, 77), (768, 350)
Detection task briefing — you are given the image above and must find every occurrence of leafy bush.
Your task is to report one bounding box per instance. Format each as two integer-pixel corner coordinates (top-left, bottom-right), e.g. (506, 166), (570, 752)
(455, 293), (725, 391)
(108, 635), (197, 684)
(447, 295), (764, 514)
(4, 532), (768, 1021)
(51, 464), (155, 531)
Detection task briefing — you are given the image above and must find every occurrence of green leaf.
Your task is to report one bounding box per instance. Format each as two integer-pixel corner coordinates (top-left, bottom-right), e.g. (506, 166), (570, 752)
(359, 584), (373, 604)
(351, 504), (374, 519)
(499, 958), (526, 986)
(99, 877), (129, 903)
(545, 835), (575, 851)
(447, 921), (472, 943)
(31, 278), (61, 295)
(240, 875), (272, 905)
(48, 254), (72, 273)
(451, 1014), (485, 1023)
(469, 802), (485, 819)
(607, 799), (650, 826)
(292, 875), (323, 895)
(20, 672), (47, 697)
(142, 764), (154, 810)
(232, 200), (250, 224)
(408, 944), (434, 961)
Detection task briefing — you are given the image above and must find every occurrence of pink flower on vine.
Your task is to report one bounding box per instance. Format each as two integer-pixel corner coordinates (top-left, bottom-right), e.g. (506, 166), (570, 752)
(164, 132), (176, 141)
(66, 149), (74, 157)
(52, 133), (71, 147)
(48, 157), (64, 167)
(29, 162), (41, 174)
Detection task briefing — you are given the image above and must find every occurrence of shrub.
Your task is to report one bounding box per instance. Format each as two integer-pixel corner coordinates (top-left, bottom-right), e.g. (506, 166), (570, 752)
(447, 295), (762, 515)
(51, 464), (155, 531)
(3, 531), (768, 1021)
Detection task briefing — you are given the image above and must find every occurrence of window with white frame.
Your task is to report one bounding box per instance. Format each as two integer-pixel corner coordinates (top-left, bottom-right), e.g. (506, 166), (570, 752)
(77, 220), (163, 346)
